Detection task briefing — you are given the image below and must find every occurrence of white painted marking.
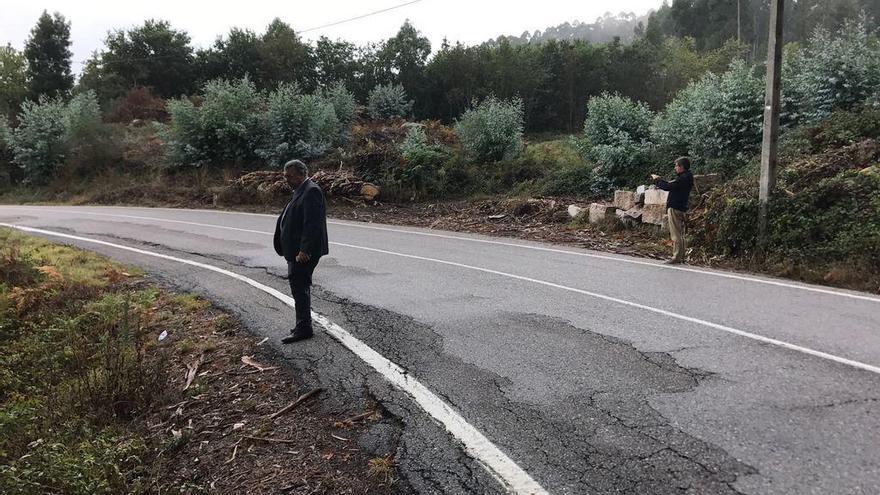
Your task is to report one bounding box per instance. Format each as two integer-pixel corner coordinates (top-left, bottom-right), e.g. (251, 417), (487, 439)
(0, 223), (548, 495)
(5, 208), (880, 374)
(5, 211), (880, 377)
(5, 204), (878, 303)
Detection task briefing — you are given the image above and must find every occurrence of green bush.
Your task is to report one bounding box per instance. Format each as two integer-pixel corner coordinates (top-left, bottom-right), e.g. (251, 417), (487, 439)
(163, 98), (206, 167)
(652, 60), (764, 169)
(165, 78), (263, 168)
(322, 81), (357, 140)
(63, 91), (121, 174)
(455, 96), (524, 163)
(11, 96), (68, 184)
(199, 78), (264, 165)
(583, 93), (653, 147)
(0, 117), (12, 187)
(388, 126), (451, 199)
(539, 164), (604, 197)
(707, 172), (880, 267)
(577, 94), (657, 188)
(367, 84), (413, 120)
(783, 20), (880, 126)
(258, 84), (340, 166)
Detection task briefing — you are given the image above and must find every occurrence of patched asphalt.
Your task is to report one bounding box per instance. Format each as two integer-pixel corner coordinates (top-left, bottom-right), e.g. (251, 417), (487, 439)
(2, 205), (879, 495)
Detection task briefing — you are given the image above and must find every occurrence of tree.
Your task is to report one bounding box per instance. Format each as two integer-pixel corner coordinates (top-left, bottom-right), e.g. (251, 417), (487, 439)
(0, 45), (28, 116)
(93, 20), (196, 100)
(258, 19), (316, 91)
(197, 28), (263, 87)
(314, 37), (360, 92)
(24, 11), (73, 99)
(377, 21), (431, 109)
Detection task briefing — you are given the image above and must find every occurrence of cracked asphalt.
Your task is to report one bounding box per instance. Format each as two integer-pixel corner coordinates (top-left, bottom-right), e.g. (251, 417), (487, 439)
(2, 205), (879, 495)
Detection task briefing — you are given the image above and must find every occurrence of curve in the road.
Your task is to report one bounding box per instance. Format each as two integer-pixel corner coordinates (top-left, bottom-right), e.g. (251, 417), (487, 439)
(7, 208), (879, 377)
(2, 223), (549, 495)
(88, 205), (880, 304)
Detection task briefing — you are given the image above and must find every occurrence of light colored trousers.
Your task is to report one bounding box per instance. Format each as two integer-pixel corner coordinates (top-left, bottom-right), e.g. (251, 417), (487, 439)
(667, 208), (687, 262)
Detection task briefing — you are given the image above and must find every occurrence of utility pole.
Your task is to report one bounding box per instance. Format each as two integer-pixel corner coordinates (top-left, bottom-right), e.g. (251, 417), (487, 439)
(737, 0), (742, 42)
(758, 0), (785, 247)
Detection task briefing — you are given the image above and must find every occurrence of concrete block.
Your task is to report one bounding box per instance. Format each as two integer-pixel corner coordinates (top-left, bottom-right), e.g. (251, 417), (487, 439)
(641, 204), (667, 225)
(635, 185), (647, 205)
(615, 208), (641, 227)
(613, 190), (637, 211)
(589, 203), (617, 224)
(644, 188), (669, 206)
(568, 204), (587, 218)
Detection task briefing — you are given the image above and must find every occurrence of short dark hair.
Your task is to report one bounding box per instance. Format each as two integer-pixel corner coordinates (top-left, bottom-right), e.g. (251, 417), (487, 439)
(283, 159), (308, 176)
(675, 157), (691, 170)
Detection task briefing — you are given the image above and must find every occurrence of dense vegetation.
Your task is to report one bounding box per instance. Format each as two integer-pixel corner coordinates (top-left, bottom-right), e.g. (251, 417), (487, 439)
(0, 6), (878, 287)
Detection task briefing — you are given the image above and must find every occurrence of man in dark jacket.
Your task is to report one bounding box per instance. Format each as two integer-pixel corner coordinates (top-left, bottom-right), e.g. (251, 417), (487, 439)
(274, 159), (329, 343)
(651, 157), (694, 265)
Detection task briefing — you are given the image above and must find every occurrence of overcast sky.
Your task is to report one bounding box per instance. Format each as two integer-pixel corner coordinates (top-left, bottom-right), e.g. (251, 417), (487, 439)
(1, 0), (664, 73)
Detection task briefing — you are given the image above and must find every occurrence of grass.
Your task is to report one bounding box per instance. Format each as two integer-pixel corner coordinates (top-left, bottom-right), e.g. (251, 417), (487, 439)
(0, 227), (175, 494)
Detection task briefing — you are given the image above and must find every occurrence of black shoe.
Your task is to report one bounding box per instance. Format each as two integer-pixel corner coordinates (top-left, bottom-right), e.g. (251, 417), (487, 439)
(282, 327), (314, 344)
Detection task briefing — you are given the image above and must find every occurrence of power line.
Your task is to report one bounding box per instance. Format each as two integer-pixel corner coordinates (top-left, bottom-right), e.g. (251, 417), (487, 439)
(69, 0), (426, 67)
(298, 0), (425, 34)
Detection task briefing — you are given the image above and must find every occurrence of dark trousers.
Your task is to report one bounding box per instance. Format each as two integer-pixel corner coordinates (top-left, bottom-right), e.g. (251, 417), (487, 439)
(288, 257), (320, 330)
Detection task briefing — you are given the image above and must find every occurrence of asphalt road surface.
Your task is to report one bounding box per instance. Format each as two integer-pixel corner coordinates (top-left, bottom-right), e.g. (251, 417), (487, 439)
(2, 205), (879, 495)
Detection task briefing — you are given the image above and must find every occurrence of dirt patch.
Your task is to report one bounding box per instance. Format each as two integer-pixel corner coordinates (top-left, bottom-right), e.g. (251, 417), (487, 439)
(141, 286), (405, 494)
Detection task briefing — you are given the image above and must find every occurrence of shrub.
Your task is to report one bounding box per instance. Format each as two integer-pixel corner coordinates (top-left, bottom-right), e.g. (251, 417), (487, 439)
(455, 96), (524, 163)
(11, 96), (68, 184)
(164, 97), (207, 167)
(165, 78), (264, 168)
(107, 86), (168, 123)
(63, 91), (121, 173)
(583, 93), (653, 147)
(322, 81), (357, 142)
(259, 84), (340, 166)
(0, 117), (12, 186)
(199, 78), (264, 166)
(577, 94), (657, 187)
(388, 125), (450, 199)
(783, 20), (880, 126)
(652, 60), (764, 169)
(539, 164), (604, 197)
(367, 84), (413, 120)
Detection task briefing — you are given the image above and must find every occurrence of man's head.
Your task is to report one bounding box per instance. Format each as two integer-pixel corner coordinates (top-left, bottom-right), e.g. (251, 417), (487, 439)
(674, 156), (691, 174)
(283, 159), (308, 189)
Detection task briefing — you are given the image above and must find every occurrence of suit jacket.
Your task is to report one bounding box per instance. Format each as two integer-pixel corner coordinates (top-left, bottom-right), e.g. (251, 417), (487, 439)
(274, 178), (329, 261)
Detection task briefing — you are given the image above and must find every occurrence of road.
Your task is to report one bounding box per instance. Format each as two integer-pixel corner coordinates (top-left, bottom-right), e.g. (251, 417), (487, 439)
(1, 205), (878, 495)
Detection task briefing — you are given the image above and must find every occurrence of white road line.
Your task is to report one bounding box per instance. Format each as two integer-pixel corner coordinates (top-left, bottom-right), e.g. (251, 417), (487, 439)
(38, 204), (880, 303)
(0, 223), (549, 495)
(4, 211), (879, 376)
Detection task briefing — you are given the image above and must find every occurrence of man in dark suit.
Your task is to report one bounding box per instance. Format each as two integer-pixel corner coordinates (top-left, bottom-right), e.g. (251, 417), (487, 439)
(274, 159), (329, 343)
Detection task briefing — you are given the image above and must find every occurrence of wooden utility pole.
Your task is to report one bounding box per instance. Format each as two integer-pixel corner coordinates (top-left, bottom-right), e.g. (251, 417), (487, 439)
(737, 0), (742, 42)
(758, 0), (785, 246)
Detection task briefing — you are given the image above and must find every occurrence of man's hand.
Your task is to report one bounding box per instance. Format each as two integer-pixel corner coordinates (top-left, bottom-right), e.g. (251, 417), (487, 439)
(650, 174), (661, 181)
(296, 251), (311, 263)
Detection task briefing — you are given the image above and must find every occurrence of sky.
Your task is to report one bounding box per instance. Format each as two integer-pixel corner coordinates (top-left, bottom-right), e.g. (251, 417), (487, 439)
(1, 0), (664, 73)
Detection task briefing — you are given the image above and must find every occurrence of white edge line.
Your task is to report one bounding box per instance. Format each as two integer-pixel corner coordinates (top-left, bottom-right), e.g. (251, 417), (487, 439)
(325, 241), (880, 377)
(0, 223), (549, 495)
(5, 204), (878, 303)
(5, 209), (880, 375)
